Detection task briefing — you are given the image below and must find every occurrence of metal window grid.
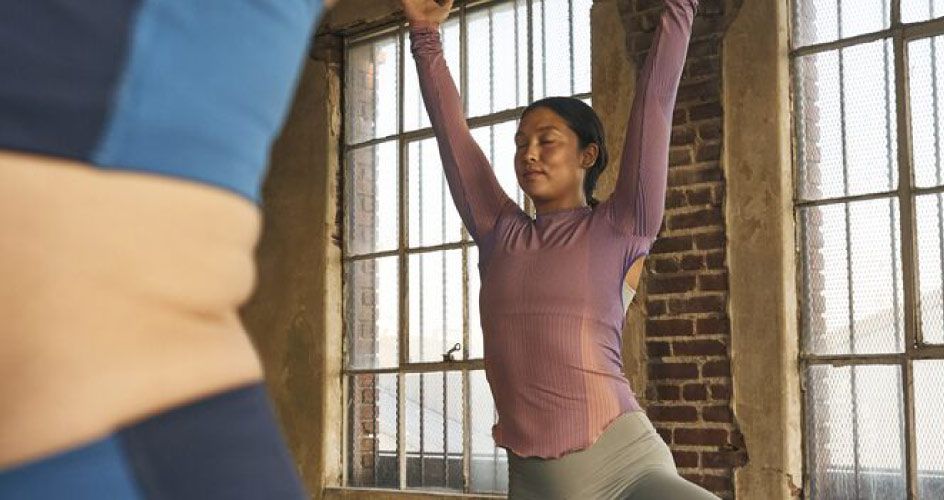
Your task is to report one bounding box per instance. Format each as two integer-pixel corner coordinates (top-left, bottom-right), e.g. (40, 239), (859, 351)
(790, 2), (944, 498)
(339, 0), (591, 493)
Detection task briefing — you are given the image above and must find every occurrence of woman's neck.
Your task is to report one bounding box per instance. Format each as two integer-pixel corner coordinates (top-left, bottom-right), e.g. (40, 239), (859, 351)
(533, 195), (588, 215)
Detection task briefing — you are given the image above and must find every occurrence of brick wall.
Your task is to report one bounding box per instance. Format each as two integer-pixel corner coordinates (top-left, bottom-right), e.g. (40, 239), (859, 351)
(621, 0), (748, 497)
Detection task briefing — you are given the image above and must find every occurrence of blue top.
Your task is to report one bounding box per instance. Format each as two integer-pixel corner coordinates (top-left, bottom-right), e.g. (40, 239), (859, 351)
(0, 0), (324, 203)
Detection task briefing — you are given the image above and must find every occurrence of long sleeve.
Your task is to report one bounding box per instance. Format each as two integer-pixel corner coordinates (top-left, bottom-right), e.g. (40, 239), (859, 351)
(410, 24), (516, 244)
(600, 0), (698, 238)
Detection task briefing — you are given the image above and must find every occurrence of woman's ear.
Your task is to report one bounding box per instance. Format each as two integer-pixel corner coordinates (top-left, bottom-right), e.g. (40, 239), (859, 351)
(580, 143), (599, 171)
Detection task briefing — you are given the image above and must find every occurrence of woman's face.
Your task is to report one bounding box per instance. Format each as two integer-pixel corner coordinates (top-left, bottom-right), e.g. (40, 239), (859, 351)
(514, 107), (596, 208)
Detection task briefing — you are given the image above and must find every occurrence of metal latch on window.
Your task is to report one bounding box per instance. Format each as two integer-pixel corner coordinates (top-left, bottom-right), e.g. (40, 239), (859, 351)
(442, 342), (461, 362)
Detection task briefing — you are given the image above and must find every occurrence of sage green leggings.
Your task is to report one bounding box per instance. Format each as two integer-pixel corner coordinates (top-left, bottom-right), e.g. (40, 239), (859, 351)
(507, 411), (721, 500)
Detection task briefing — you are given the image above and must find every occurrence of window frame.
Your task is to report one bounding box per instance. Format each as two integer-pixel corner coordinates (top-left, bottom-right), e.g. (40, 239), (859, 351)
(788, 2), (944, 498)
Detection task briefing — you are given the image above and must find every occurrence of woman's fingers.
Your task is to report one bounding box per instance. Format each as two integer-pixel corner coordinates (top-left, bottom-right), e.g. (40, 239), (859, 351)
(401, 0), (452, 25)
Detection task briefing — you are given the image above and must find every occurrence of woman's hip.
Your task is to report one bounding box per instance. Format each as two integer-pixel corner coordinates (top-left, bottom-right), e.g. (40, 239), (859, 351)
(508, 411), (677, 499)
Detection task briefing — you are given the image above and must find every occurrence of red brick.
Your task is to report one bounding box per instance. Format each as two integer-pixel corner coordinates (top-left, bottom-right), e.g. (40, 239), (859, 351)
(696, 142), (722, 162)
(669, 294), (725, 314)
(710, 383), (732, 400)
(674, 339), (728, 357)
(673, 450), (700, 468)
(648, 341), (672, 357)
(698, 121), (722, 140)
(682, 383), (710, 401)
(687, 56), (721, 78)
(647, 318), (694, 337)
(672, 127), (696, 145)
(706, 250), (726, 269)
(670, 148), (693, 167)
(648, 298), (669, 316)
(686, 186), (714, 205)
(674, 427), (728, 446)
(665, 189), (689, 209)
(649, 275), (697, 294)
(711, 184), (726, 205)
(656, 426), (673, 444)
(694, 231), (725, 250)
(677, 79), (719, 102)
(656, 384), (681, 401)
(668, 164), (723, 185)
(652, 256), (680, 273)
(702, 450), (749, 468)
(667, 207), (723, 230)
(703, 405), (734, 423)
(697, 272), (728, 292)
(689, 101), (722, 121)
(650, 361), (699, 380)
(649, 404), (699, 422)
(697, 317), (730, 335)
(688, 40), (720, 59)
(680, 254), (706, 271)
(651, 234), (694, 254)
(703, 360), (731, 378)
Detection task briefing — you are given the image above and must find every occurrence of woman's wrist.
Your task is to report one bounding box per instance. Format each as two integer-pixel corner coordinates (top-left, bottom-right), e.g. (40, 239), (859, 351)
(408, 19), (440, 31)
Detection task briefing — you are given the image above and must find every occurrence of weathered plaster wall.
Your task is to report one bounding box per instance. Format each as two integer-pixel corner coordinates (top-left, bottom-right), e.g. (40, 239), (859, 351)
(240, 37), (344, 499)
(723, 0), (803, 497)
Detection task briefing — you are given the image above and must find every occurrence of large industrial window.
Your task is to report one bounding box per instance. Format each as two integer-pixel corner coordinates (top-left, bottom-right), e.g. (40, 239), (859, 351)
(791, 1), (944, 498)
(340, 0), (592, 494)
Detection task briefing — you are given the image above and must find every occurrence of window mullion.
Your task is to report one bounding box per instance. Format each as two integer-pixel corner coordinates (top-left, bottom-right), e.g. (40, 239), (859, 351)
(397, 25), (409, 491)
(893, 2), (922, 492)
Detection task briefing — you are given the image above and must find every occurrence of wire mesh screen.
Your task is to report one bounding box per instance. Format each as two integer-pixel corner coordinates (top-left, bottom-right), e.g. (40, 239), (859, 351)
(793, 40), (898, 202)
(914, 360), (944, 498)
(467, 1), (529, 118)
(468, 246), (484, 359)
(469, 370), (509, 494)
(791, 0), (891, 49)
(799, 200), (905, 355)
(793, 2), (944, 499)
(405, 372), (464, 490)
(903, 0), (944, 23)
(910, 35), (944, 190)
(409, 250), (464, 364)
(804, 364), (907, 500)
(916, 194), (944, 345)
(405, 19), (461, 132)
(344, 142), (399, 256)
(347, 373), (400, 488)
(408, 138), (464, 248)
(345, 37), (399, 144)
(345, 257), (400, 369)
(530, 0), (590, 97)
(471, 121), (526, 208)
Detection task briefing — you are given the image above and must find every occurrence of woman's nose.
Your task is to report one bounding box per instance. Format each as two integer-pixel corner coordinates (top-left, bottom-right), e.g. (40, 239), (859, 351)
(525, 145), (538, 164)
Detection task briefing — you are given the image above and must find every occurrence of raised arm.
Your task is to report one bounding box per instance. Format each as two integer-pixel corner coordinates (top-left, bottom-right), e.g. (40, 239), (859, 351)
(601, 0), (698, 238)
(405, 1), (515, 244)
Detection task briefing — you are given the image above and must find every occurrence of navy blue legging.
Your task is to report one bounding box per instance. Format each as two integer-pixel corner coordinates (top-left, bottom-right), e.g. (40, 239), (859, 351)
(0, 384), (307, 500)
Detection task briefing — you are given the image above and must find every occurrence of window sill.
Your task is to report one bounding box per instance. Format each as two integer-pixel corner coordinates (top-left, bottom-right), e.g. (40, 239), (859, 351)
(323, 487), (506, 500)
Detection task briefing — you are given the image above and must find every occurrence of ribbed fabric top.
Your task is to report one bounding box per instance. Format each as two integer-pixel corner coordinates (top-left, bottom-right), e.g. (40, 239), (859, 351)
(410, 0), (698, 459)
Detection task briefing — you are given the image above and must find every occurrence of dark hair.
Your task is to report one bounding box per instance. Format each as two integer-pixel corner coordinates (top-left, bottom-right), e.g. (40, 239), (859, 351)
(522, 97), (608, 206)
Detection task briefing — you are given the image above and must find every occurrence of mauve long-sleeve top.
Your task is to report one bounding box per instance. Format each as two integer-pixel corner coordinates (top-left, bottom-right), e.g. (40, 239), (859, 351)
(410, 0), (698, 459)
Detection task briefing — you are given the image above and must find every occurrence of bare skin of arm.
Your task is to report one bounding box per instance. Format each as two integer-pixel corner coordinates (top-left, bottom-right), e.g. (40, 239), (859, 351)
(625, 258), (645, 291)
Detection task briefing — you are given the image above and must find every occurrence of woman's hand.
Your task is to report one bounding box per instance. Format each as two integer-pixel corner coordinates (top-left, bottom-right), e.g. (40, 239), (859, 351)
(400, 0), (453, 27)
